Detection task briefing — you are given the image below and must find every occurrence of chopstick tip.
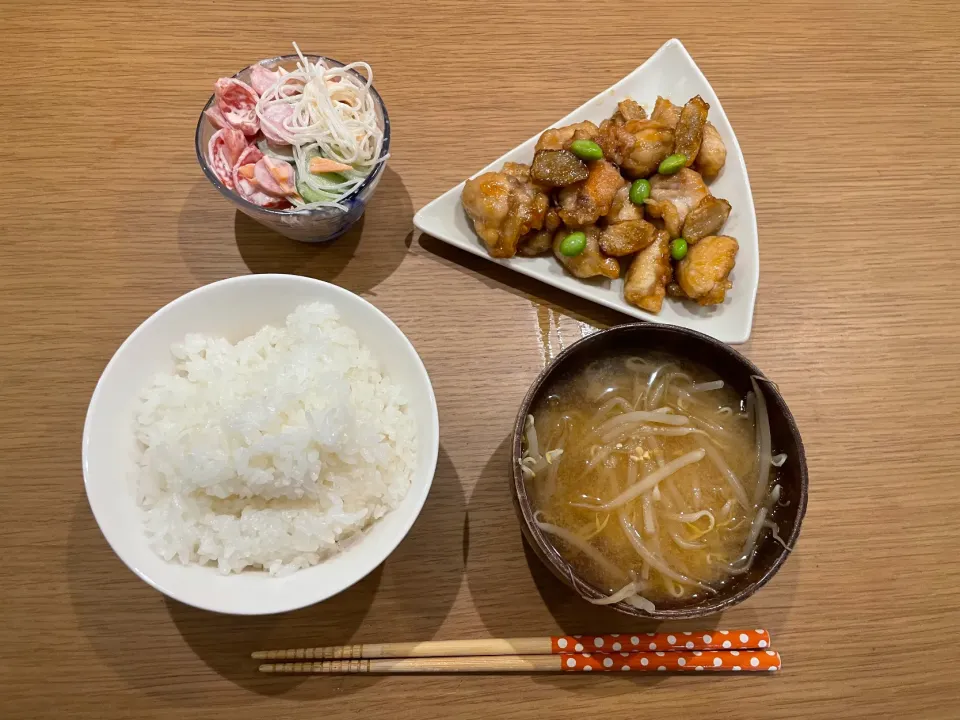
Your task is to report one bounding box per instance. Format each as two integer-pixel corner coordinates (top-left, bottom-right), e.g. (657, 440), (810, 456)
(258, 664), (275, 673)
(251, 651), (268, 660)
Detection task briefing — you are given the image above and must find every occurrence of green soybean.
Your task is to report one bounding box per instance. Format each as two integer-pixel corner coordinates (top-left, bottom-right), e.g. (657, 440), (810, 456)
(559, 231), (588, 257)
(670, 237), (689, 260)
(629, 178), (651, 205)
(569, 139), (603, 161)
(658, 153), (687, 175)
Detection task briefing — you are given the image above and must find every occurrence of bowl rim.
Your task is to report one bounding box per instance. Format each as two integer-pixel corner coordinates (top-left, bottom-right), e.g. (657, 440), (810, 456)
(82, 274), (439, 615)
(511, 322), (808, 619)
(194, 54), (391, 217)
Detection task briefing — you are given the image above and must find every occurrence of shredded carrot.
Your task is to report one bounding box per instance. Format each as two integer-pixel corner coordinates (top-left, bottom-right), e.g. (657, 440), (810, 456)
(309, 157), (352, 174)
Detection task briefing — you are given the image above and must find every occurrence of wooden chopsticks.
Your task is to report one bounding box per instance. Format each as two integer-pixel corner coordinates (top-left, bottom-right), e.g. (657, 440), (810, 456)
(254, 630), (780, 674)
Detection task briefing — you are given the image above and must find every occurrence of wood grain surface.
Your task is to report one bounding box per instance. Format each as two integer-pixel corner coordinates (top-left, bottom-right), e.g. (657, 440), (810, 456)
(2, 1), (960, 718)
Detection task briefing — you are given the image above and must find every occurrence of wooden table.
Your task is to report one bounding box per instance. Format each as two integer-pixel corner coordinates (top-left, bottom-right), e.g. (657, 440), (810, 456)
(3, 1), (960, 717)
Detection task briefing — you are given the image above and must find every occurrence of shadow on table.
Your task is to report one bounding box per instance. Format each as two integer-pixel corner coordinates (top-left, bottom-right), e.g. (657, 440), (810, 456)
(162, 570), (382, 698)
(176, 167), (412, 295)
(416, 232), (632, 331)
(243, 444), (466, 700)
(67, 446), (465, 703)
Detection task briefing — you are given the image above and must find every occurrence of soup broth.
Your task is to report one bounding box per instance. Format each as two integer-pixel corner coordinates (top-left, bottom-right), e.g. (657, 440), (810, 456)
(521, 353), (783, 611)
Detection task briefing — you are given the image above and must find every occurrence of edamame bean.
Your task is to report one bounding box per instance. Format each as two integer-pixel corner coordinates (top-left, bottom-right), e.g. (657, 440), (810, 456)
(629, 178), (651, 205)
(559, 231), (588, 257)
(569, 140), (604, 161)
(658, 153), (687, 175)
(670, 237), (689, 260)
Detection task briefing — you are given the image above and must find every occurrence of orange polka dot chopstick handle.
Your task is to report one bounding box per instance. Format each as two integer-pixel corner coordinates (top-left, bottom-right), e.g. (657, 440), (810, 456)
(258, 650), (781, 674)
(561, 650), (781, 673)
(252, 631), (772, 661)
(551, 630), (771, 654)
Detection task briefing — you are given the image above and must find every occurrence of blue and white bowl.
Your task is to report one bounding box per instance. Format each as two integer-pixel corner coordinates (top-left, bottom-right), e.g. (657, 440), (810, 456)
(195, 54), (390, 243)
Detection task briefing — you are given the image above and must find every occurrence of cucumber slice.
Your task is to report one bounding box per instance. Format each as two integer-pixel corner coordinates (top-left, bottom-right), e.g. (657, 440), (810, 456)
(309, 171), (347, 187)
(296, 180), (338, 204)
(256, 138), (296, 161)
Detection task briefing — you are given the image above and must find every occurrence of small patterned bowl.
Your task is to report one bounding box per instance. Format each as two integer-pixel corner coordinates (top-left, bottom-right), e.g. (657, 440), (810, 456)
(195, 54), (390, 243)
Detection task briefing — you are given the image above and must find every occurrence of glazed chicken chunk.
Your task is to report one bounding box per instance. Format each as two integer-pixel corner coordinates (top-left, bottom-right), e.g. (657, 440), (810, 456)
(694, 122), (727, 181)
(653, 96), (725, 179)
(675, 235), (739, 305)
(682, 195), (732, 242)
(535, 121), (600, 152)
(517, 208), (560, 256)
(531, 150), (589, 187)
(553, 226), (620, 279)
(600, 218), (656, 257)
(650, 96), (681, 129)
(611, 98), (647, 123)
(674, 96), (709, 167)
(461, 167), (549, 258)
(624, 230), (672, 313)
(557, 159), (624, 227)
(596, 118), (636, 166)
(599, 185), (656, 256)
(501, 161), (535, 181)
(644, 168), (710, 238)
(618, 120), (676, 179)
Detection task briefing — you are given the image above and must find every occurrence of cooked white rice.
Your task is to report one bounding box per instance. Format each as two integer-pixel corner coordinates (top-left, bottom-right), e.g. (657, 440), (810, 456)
(136, 302), (416, 575)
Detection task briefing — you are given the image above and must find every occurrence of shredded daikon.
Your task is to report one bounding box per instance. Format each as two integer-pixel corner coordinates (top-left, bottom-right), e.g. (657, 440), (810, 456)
(254, 42), (387, 211)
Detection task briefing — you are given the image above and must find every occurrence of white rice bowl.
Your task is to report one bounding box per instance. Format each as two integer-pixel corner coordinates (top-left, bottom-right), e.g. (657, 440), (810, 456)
(83, 275), (439, 615)
(137, 302), (416, 576)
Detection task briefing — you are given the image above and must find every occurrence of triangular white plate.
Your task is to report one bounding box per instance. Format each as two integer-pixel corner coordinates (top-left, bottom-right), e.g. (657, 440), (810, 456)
(414, 38), (758, 344)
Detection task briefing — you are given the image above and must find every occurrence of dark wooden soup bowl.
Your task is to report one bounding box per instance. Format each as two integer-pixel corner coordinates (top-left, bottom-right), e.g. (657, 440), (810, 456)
(511, 323), (808, 619)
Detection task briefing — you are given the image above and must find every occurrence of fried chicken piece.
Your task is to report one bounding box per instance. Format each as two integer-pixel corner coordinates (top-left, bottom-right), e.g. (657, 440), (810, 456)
(597, 118), (636, 166)
(557, 160), (623, 227)
(643, 168), (710, 238)
(675, 235), (739, 305)
(644, 201), (679, 237)
(694, 122), (727, 181)
(682, 195), (731, 242)
(607, 183), (642, 224)
(531, 149), (589, 186)
(461, 169), (549, 258)
(553, 226), (620, 279)
(501, 162), (533, 180)
(624, 230), (671, 313)
(517, 208), (560, 256)
(675, 96), (709, 167)
(651, 97), (681, 129)
(600, 219), (657, 257)
(612, 98), (647, 123)
(535, 121), (600, 152)
(619, 120), (675, 179)
(502, 159), (559, 199)
(599, 185), (655, 256)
